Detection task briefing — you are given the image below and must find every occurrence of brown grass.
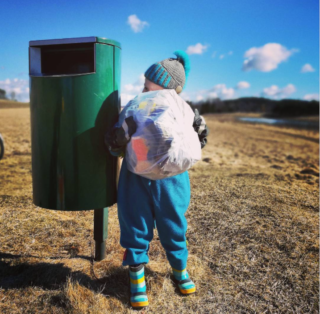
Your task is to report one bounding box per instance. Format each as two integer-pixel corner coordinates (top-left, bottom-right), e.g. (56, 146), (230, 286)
(0, 99), (29, 109)
(0, 109), (318, 313)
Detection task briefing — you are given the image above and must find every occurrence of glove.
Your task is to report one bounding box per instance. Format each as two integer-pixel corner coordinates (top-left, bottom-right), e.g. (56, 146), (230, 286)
(105, 116), (137, 157)
(193, 109), (209, 149)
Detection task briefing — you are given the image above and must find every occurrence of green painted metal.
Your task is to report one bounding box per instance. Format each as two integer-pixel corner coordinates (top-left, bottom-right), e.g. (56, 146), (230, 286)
(30, 42), (121, 211)
(94, 208), (108, 261)
(114, 43), (121, 104)
(96, 37), (121, 49)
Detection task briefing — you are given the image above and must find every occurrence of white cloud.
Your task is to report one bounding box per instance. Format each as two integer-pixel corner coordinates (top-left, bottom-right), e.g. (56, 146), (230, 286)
(121, 93), (136, 106)
(218, 51), (233, 60)
(212, 84), (226, 91)
(121, 74), (145, 106)
(262, 84), (296, 99)
(186, 43), (208, 55)
(127, 14), (149, 33)
(281, 84), (296, 95)
(236, 81), (250, 89)
(0, 78), (29, 102)
(301, 63), (315, 73)
(208, 92), (218, 99)
(211, 51), (217, 58)
(193, 84), (235, 102)
(303, 93), (319, 101)
(180, 91), (190, 101)
(242, 43), (297, 72)
(124, 83), (141, 94)
(219, 87), (235, 99)
(262, 85), (279, 97)
(212, 84), (235, 100)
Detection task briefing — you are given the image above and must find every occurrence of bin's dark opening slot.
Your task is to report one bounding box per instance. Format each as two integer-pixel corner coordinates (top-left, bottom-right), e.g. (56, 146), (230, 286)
(40, 43), (95, 75)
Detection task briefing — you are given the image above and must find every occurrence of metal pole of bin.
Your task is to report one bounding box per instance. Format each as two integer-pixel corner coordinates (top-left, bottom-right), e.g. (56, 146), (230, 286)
(94, 208), (108, 261)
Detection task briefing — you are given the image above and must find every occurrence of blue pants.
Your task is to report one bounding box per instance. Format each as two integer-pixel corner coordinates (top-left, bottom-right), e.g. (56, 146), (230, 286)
(117, 159), (190, 270)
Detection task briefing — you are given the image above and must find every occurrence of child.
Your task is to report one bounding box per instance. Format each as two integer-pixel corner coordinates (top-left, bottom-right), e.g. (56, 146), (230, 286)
(105, 51), (208, 308)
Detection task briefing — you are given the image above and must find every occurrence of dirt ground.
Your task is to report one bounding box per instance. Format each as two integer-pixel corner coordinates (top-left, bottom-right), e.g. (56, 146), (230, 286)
(0, 108), (319, 313)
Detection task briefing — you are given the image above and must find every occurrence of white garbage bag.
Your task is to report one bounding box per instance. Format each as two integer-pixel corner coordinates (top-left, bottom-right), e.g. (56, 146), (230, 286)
(117, 89), (201, 180)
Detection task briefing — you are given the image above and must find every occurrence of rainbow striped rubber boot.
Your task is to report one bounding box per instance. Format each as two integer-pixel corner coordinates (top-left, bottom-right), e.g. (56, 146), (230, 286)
(172, 268), (196, 295)
(129, 264), (149, 308)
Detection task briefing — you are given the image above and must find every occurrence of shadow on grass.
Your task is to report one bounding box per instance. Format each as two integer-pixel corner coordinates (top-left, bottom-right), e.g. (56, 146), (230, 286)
(0, 252), (153, 308)
(0, 252), (91, 261)
(0, 257), (73, 290)
(0, 252), (86, 290)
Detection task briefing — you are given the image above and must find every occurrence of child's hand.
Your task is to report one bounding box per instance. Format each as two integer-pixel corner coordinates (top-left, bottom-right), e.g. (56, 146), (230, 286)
(124, 116), (137, 138)
(193, 109), (209, 149)
(104, 117), (137, 156)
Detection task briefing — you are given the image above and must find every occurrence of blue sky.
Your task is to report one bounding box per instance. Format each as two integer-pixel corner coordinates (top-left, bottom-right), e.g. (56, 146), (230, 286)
(0, 0), (318, 103)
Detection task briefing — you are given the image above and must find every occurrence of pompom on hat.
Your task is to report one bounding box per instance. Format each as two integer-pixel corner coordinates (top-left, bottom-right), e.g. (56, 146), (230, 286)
(144, 50), (190, 94)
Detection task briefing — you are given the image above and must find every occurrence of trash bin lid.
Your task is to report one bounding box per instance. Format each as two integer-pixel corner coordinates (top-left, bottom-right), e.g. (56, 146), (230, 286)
(29, 36), (121, 49)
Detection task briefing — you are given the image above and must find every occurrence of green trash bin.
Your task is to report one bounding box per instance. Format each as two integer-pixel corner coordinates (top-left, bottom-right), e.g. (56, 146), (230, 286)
(29, 37), (121, 260)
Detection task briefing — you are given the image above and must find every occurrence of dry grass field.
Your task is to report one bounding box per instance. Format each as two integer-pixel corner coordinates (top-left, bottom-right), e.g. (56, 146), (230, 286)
(0, 107), (319, 313)
(0, 99), (30, 109)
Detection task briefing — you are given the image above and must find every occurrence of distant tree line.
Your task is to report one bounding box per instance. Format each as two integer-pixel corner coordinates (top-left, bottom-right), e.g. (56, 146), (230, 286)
(187, 97), (319, 117)
(0, 88), (6, 99)
(0, 88), (17, 101)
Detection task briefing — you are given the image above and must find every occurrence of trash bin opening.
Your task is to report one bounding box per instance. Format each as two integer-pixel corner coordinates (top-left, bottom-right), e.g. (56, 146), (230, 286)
(29, 43), (95, 76)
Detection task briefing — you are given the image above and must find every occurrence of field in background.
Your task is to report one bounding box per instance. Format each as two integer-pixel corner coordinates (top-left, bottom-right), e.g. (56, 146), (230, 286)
(0, 99), (29, 109)
(0, 108), (319, 313)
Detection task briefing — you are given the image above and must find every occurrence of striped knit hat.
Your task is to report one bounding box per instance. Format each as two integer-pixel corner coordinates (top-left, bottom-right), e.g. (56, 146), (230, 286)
(144, 50), (190, 94)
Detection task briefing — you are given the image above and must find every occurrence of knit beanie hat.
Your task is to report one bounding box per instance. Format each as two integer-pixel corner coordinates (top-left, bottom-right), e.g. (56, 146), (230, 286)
(144, 50), (190, 94)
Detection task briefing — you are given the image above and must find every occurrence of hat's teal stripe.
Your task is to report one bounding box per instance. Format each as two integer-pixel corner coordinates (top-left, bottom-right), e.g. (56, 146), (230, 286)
(146, 63), (159, 78)
(145, 65), (154, 77)
(154, 67), (165, 83)
(159, 73), (168, 85)
(149, 64), (161, 80)
(146, 64), (156, 79)
(163, 76), (171, 87)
